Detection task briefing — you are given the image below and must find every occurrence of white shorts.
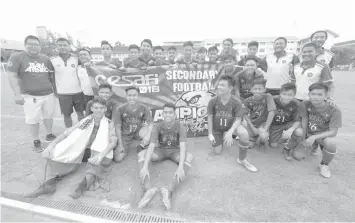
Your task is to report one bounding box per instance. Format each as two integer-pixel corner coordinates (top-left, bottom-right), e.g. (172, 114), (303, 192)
(22, 93), (56, 124)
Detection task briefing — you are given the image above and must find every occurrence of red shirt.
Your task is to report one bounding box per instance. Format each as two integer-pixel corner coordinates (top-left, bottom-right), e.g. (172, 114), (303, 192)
(113, 103), (153, 136)
(244, 94), (276, 127)
(299, 101), (342, 135)
(7, 52), (54, 96)
(208, 96), (245, 133)
(150, 120), (187, 150)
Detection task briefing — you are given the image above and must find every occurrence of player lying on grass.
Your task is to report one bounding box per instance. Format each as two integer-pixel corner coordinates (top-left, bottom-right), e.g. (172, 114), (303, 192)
(243, 78), (276, 149)
(269, 83), (303, 160)
(137, 103), (193, 210)
(112, 86), (154, 162)
(207, 75), (257, 172)
(25, 97), (117, 198)
(292, 83), (342, 178)
(233, 56), (265, 101)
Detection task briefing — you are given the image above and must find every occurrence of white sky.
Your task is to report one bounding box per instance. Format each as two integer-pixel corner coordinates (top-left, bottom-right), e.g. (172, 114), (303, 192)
(1, 0), (354, 46)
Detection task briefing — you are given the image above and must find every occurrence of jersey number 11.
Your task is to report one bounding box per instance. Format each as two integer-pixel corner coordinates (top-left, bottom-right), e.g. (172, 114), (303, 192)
(220, 119), (227, 127)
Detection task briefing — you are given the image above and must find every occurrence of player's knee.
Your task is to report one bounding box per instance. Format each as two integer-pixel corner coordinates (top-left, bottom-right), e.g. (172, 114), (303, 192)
(114, 151), (127, 163)
(323, 138), (337, 153)
(270, 143), (279, 148)
(292, 150), (306, 161)
(294, 128), (303, 137)
(259, 132), (269, 143)
(236, 125), (249, 141)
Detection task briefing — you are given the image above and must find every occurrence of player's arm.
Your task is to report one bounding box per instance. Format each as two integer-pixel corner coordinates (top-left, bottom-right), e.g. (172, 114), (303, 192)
(228, 101), (245, 134)
(320, 65), (335, 99)
(112, 107), (124, 148)
(233, 74), (241, 99)
(207, 99), (214, 136)
(85, 101), (92, 117)
(263, 94), (276, 130)
(299, 102), (308, 138)
(143, 107), (154, 141)
(6, 54), (22, 101)
(244, 114), (258, 134)
(47, 59), (57, 95)
(100, 122), (118, 158)
(142, 126), (158, 170)
(178, 125), (187, 171)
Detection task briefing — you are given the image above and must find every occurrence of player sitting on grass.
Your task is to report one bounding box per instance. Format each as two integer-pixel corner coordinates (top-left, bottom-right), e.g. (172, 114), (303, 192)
(292, 83), (342, 178)
(119, 44), (147, 70)
(243, 78), (276, 149)
(25, 97), (117, 199)
(234, 56), (265, 101)
(269, 83), (303, 160)
(112, 86), (154, 162)
(207, 75), (257, 172)
(85, 83), (117, 119)
(137, 103), (193, 210)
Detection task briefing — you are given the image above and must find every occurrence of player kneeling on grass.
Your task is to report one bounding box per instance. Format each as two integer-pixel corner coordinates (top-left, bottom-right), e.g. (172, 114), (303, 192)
(269, 83), (303, 160)
(25, 97), (117, 198)
(243, 79), (276, 149)
(112, 86), (154, 162)
(137, 103), (193, 210)
(292, 83), (342, 178)
(207, 75), (257, 172)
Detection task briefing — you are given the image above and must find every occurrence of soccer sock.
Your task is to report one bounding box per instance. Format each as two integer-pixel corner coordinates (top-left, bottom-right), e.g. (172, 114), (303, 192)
(85, 173), (95, 190)
(286, 134), (303, 150)
(322, 149), (336, 165)
(238, 141), (249, 160)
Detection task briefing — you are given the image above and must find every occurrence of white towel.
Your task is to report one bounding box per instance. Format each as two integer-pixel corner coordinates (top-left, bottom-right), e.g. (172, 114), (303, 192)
(49, 115), (113, 163)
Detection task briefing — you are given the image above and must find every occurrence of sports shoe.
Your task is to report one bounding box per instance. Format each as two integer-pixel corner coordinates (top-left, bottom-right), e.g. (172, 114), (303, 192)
(45, 134), (56, 142)
(33, 140), (43, 153)
(138, 187), (158, 209)
(282, 147), (293, 161)
(319, 164), (331, 178)
(237, 158), (257, 172)
(160, 187), (172, 210)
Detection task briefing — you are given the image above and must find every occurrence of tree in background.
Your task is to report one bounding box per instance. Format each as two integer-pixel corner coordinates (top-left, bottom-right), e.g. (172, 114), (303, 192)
(331, 46), (355, 66)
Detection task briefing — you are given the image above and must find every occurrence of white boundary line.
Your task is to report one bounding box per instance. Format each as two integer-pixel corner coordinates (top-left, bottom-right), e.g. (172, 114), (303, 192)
(0, 197), (119, 223)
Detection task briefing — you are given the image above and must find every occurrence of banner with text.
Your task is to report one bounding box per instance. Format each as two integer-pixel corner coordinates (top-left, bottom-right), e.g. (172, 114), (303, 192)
(87, 64), (242, 137)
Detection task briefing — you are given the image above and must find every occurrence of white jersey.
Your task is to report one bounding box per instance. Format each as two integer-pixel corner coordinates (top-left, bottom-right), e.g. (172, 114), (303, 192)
(50, 55), (81, 94)
(316, 49), (335, 68)
(77, 66), (94, 96)
(292, 62), (333, 100)
(264, 52), (298, 89)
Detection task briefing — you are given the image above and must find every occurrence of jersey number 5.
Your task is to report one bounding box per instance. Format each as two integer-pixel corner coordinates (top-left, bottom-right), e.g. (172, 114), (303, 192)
(220, 119), (227, 127)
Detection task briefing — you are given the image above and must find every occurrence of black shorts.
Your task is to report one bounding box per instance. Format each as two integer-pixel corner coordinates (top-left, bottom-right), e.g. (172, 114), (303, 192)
(83, 95), (94, 110)
(58, 92), (85, 116)
(269, 122), (293, 143)
(266, 88), (280, 96)
(212, 131), (237, 147)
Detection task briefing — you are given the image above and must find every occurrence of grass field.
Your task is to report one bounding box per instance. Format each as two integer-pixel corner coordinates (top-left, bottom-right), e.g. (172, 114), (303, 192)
(1, 71), (355, 221)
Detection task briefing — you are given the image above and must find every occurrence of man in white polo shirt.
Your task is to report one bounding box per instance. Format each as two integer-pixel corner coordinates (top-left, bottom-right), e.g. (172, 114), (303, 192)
(7, 35), (56, 152)
(51, 38), (84, 128)
(310, 30), (335, 70)
(291, 42), (334, 102)
(264, 37), (300, 95)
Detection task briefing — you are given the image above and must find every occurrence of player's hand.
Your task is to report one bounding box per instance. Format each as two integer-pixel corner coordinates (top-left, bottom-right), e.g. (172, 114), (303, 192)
(148, 60), (155, 66)
(208, 134), (216, 145)
(302, 136), (316, 148)
(118, 67), (126, 71)
(171, 64), (179, 69)
(282, 128), (294, 140)
(88, 153), (103, 165)
(192, 62), (198, 67)
(84, 62), (92, 67)
(223, 131), (234, 147)
(326, 97), (335, 106)
(14, 95), (24, 105)
(255, 68), (264, 75)
(174, 167), (185, 184)
(142, 135), (150, 146)
(117, 145), (125, 153)
(251, 127), (260, 136)
(139, 66), (147, 70)
(140, 167), (150, 183)
(258, 127), (267, 134)
(42, 143), (55, 158)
